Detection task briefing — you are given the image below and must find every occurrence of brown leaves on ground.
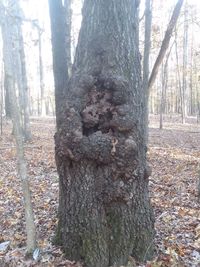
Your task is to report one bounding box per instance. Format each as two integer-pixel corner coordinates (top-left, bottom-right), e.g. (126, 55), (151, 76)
(0, 115), (199, 266)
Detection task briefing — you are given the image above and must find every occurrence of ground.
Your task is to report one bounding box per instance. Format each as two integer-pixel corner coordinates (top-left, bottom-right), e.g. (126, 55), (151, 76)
(0, 115), (199, 267)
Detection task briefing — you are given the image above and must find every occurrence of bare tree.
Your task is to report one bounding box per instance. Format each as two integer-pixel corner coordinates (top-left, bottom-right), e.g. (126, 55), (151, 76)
(148, 0), (184, 92)
(15, 0), (32, 140)
(0, 1), (36, 254)
(64, 0), (72, 75)
(143, 0), (153, 140)
(159, 43), (174, 129)
(181, 2), (189, 123)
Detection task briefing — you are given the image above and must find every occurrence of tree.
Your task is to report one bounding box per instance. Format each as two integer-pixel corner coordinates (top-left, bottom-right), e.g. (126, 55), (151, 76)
(15, 0), (32, 140)
(181, 2), (189, 123)
(49, 0), (154, 266)
(159, 43), (174, 129)
(0, 0), (36, 254)
(143, 0), (152, 140)
(48, 0), (68, 126)
(148, 0), (184, 92)
(64, 0), (72, 75)
(1, 0), (32, 139)
(36, 22), (45, 116)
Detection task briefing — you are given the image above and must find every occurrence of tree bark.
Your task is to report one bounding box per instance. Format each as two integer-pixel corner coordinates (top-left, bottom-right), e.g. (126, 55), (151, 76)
(148, 0), (184, 92)
(50, 0), (155, 266)
(48, 0), (69, 127)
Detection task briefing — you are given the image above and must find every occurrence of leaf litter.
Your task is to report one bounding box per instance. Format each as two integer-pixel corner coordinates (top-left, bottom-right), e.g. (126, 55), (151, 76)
(0, 115), (199, 266)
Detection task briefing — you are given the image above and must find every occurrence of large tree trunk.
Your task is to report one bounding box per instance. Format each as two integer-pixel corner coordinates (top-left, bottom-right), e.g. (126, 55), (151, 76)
(51, 0), (155, 266)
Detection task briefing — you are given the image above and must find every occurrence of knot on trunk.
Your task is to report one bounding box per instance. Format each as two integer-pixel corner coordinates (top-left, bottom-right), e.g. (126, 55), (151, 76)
(81, 74), (135, 136)
(55, 74), (138, 171)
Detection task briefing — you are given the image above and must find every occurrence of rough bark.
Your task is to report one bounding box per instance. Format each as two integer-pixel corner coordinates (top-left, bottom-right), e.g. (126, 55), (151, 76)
(51, 0), (155, 266)
(148, 0), (184, 92)
(48, 0), (69, 127)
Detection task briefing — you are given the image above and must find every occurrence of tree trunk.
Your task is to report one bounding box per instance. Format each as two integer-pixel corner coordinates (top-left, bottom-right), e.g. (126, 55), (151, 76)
(38, 27), (46, 117)
(4, 73), (12, 118)
(48, 0), (69, 127)
(181, 3), (189, 124)
(159, 43), (173, 129)
(15, 0), (32, 140)
(148, 0), (184, 92)
(143, 0), (152, 141)
(64, 0), (72, 75)
(0, 65), (3, 135)
(1, 1), (36, 253)
(175, 28), (183, 118)
(50, 0), (155, 266)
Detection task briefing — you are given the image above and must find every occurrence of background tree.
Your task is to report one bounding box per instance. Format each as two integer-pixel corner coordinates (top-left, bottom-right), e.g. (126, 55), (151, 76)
(15, 0), (32, 140)
(0, 0), (36, 253)
(64, 0), (72, 75)
(148, 0), (184, 92)
(143, 0), (152, 140)
(49, 0), (155, 266)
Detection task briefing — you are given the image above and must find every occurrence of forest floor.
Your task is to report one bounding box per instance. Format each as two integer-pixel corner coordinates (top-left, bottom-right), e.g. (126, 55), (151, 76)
(0, 115), (199, 267)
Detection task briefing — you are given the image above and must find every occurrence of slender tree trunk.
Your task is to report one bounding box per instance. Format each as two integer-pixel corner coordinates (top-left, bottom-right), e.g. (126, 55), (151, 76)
(0, 1), (36, 253)
(64, 0), (72, 75)
(148, 0), (184, 92)
(15, 0), (31, 140)
(182, 3), (189, 124)
(175, 29), (183, 118)
(0, 65), (3, 135)
(159, 43), (173, 129)
(159, 64), (164, 129)
(4, 73), (11, 118)
(50, 1), (155, 266)
(189, 31), (193, 115)
(143, 0), (152, 141)
(38, 28), (46, 117)
(197, 81), (200, 123)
